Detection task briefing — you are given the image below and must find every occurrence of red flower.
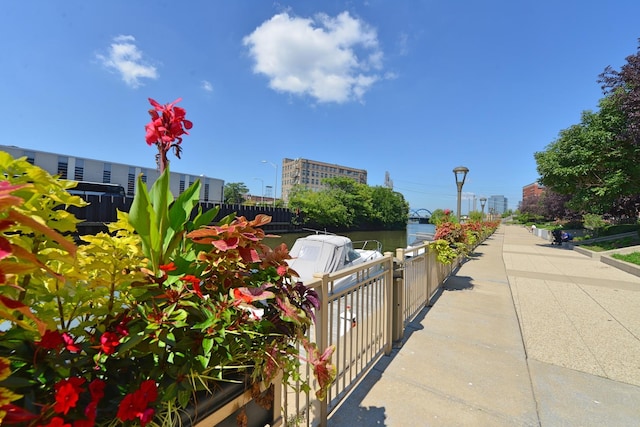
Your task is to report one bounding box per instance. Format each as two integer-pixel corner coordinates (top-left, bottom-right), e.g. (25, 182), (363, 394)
(82, 401), (98, 422)
(116, 393), (138, 422)
(114, 317), (130, 337)
(99, 332), (120, 355)
(144, 98), (192, 172)
(116, 381), (158, 425)
(138, 408), (155, 427)
(53, 378), (85, 415)
(62, 333), (80, 353)
(88, 379), (105, 401)
(181, 275), (203, 298)
(36, 330), (64, 350)
(137, 380), (158, 405)
(159, 262), (177, 272)
(74, 418), (95, 427)
(43, 417), (71, 427)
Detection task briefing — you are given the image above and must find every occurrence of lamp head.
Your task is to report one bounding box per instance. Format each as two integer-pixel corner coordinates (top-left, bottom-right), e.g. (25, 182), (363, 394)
(452, 166), (469, 186)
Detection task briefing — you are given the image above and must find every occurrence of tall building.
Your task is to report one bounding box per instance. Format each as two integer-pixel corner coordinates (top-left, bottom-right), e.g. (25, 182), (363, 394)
(522, 182), (545, 202)
(281, 158), (367, 203)
(488, 195), (508, 215)
(0, 145), (224, 203)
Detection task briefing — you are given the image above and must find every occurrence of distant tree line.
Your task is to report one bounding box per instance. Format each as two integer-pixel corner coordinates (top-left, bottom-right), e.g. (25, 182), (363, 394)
(222, 178), (409, 230)
(288, 177), (409, 231)
(531, 39), (640, 220)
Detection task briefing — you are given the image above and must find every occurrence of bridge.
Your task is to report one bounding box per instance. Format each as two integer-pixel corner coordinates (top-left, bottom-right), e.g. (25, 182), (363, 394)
(408, 208), (432, 224)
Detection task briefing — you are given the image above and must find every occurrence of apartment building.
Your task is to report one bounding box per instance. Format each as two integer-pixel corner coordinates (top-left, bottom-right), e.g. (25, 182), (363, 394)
(522, 181), (545, 202)
(0, 145), (224, 203)
(281, 158), (367, 202)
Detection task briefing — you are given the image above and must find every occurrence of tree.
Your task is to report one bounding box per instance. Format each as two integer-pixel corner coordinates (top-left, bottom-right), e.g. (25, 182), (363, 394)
(534, 96), (640, 214)
(287, 179), (408, 230)
(288, 185), (351, 228)
(368, 187), (409, 229)
(224, 182), (248, 204)
(599, 39), (640, 145)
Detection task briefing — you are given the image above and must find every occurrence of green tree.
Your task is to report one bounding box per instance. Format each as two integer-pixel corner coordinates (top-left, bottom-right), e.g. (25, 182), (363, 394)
(369, 187), (409, 229)
(288, 179), (408, 230)
(322, 177), (373, 227)
(599, 39), (640, 145)
(224, 182), (248, 204)
(289, 185), (350, 228)
(534, 96), (640, 214)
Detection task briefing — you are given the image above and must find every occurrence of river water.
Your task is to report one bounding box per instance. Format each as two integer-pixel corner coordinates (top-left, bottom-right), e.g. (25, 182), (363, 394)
(266, 222), (436, 254)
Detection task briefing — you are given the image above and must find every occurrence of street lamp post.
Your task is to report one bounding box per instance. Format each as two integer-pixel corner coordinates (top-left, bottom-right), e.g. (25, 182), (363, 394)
(480, 197), (487, 220)
(453, 166), (469, 221)
(254, 178), (264, 205)
(261, 160), (278, 207)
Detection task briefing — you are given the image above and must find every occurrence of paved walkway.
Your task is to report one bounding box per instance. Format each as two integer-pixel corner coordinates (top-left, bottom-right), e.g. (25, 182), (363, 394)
(329, 224), (640, 426)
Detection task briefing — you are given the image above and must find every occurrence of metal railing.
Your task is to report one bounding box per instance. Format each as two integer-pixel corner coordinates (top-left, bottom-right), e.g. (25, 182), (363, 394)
(280, 240), (463, 427)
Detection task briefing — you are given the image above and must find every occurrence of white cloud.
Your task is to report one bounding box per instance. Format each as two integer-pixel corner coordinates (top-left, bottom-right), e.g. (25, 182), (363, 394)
(243, 11), (384, 104)
(96, 35), (157, 88)
(201, 80), (213, 92)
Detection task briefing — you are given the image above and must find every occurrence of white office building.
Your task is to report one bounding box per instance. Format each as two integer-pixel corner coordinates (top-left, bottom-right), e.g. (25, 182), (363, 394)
(488, 195), (508, 215)
(0, 145), (224, 203)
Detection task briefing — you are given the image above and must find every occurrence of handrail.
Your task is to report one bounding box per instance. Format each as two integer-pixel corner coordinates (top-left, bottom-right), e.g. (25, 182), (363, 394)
(279, 239), (467, 427)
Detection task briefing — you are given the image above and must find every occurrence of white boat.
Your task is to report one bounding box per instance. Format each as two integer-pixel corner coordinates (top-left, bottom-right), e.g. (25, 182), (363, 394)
(286, 233), (384, 290)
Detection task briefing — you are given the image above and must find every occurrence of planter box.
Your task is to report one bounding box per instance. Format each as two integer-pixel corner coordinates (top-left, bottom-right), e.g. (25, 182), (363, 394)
(183, 375), (282, 427)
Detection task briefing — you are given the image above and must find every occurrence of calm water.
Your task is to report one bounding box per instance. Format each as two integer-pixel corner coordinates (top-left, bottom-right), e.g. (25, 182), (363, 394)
(266, 222), (436, 254)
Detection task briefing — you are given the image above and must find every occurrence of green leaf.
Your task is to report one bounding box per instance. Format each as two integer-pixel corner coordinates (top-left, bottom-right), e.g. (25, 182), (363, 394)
(164, 180), (201, 259)
(128, 174), (154, 260)
(193, 205), (220, 228)
(202, 337), (214, 355)
(117, 331), (146, 353)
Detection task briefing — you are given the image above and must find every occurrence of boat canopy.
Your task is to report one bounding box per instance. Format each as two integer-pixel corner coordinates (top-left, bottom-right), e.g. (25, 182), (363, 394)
(287, 235), (362, 282)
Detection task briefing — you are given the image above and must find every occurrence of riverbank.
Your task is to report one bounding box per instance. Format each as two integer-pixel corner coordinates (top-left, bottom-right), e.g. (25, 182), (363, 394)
(265, 222), (436, 253)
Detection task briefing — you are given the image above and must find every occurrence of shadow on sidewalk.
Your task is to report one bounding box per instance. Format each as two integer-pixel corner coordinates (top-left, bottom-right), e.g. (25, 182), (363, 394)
(443, 274), (473, 291)
(328, 287), (445, 426)
(328, 279), (469, 425)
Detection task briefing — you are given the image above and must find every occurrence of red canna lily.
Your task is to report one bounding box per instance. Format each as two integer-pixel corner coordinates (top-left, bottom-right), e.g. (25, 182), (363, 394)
(144, 98), (192, 173)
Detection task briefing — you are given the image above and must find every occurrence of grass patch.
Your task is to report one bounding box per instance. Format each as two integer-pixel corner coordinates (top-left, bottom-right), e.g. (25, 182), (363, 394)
(580, 237), (640, 252)
(612, 252), (640, 266)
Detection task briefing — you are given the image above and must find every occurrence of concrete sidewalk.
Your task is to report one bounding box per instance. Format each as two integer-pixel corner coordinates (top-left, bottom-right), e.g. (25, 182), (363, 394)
(328, 224), (640, 426)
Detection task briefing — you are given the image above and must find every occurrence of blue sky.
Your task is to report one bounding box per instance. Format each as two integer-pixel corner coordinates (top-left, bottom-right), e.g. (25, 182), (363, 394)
(2, 1), (639, 213)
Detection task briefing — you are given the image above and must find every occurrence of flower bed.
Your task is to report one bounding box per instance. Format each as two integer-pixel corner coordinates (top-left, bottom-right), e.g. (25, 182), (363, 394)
(0, 99), (335, 427)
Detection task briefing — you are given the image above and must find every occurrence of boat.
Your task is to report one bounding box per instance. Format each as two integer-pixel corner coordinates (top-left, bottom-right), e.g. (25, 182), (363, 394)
(286, 232), (384, 290)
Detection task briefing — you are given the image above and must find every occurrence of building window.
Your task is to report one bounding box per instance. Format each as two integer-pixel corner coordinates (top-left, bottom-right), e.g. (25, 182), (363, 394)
(204, 183), (209, 202)
(57, 156), (68, 179)
(127, 167), (135, 196)
(103, 163), (111, 183)
(140, 169), (147, 184)
(74, 159), (84, 181)
(179, 179), (185, 193)
(23, 150), (35, 165)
